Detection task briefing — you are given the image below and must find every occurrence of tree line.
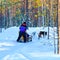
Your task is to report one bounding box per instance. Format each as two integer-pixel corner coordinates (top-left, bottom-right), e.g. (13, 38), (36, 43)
(0, 0), (58, 29)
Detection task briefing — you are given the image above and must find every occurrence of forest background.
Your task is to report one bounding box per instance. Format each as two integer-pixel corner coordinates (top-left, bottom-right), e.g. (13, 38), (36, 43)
(0, 0), (59, 31)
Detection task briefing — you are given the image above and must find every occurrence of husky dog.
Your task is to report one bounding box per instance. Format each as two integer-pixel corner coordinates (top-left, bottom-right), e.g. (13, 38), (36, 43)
(38, 31), (47, 38)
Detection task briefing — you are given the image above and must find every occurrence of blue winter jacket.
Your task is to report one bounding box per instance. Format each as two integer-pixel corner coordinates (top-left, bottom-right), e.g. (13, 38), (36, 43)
(19, 26), (26, 32)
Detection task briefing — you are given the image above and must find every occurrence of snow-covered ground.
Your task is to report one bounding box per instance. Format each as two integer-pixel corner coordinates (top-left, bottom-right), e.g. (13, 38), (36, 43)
(0, 26), (60, 60)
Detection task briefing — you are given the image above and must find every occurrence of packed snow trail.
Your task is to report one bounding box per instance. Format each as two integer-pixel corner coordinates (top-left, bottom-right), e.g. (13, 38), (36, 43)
(0, 27), (60, 60)
(0, 36), (59, 60)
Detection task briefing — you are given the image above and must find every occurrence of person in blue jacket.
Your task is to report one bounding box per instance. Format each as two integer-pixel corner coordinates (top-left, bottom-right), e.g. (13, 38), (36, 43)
(17, 22), (29, 43)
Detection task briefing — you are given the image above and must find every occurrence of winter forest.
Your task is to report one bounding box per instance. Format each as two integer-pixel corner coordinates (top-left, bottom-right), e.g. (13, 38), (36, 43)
(0, 0), (60, 60)
(0, 0), (58, 29)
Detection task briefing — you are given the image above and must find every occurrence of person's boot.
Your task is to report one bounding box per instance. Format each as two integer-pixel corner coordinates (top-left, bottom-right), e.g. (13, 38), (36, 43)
(17, 40), (19, 42)
(24, 40), (26, 43)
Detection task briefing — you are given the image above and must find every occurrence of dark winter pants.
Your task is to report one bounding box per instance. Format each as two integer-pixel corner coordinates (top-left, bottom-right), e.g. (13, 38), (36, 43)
(17, 31), (26, 42)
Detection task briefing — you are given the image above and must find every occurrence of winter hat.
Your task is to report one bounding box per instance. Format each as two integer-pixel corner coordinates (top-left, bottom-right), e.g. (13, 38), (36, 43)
(22, 22), (26, 26)
(23, 22), (26, 24)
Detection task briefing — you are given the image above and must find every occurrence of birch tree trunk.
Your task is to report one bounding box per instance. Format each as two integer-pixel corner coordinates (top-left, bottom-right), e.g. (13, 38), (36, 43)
(58, 0), (60, 54)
